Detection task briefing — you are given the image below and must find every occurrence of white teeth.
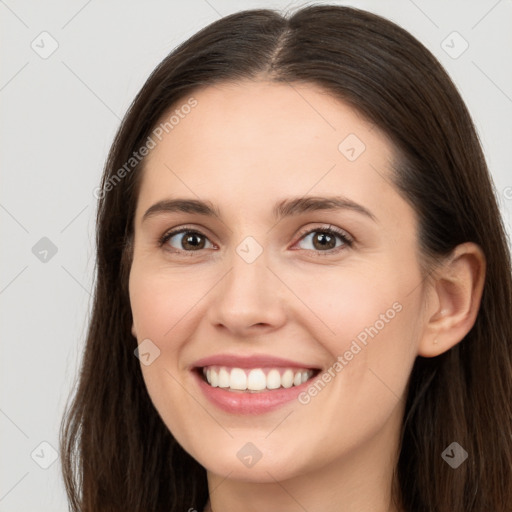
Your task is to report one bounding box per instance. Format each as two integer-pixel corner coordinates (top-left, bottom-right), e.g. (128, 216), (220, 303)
(266, 369), (281, 390)
(281, 369), (294, 388)
(209, 368), (219, 387)
(229, 368), (247, 390)
(202, 366), (316, 392)
(218, 367), (230, 388)
(247, 369), (267, 391)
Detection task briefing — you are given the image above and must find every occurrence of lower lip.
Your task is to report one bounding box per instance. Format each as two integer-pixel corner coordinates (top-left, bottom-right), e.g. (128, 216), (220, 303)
(192, 369), (317, 415)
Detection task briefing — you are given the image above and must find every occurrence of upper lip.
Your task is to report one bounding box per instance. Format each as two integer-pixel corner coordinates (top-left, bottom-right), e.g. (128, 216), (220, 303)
(192, 353), (321, 370)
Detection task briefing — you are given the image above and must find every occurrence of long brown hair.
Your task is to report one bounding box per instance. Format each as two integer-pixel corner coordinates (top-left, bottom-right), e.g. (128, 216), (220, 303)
(59, 5), (512, 511)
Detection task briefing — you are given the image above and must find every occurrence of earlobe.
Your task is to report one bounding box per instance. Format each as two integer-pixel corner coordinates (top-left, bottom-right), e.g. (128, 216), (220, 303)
(418, 242), (486, 358)
(131, 323), (137, 339)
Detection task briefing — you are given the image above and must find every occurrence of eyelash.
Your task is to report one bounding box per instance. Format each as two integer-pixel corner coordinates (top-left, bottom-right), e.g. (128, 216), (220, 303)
(158, 224), (354, 257)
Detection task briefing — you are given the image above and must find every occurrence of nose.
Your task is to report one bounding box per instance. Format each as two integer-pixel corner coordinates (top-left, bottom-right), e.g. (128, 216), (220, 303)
(206, 247), (287, 338)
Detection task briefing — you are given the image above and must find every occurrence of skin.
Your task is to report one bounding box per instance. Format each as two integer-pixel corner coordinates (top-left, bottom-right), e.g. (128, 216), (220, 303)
(128, 80), (485, 512)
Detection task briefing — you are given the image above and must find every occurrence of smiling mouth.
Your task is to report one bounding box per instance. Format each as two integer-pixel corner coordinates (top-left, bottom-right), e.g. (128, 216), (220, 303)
(196, 366), (321, 393)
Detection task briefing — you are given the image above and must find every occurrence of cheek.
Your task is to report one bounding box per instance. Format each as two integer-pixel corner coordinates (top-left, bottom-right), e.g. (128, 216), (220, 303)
(282, 261), (406, 348)
(128, 262), (203, 444)
(285, 259), (421, 394)
(129, 260), (207, 343)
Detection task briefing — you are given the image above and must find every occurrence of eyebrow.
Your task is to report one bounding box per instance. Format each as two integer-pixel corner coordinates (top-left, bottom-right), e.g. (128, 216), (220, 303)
(142, 195), (377, 223)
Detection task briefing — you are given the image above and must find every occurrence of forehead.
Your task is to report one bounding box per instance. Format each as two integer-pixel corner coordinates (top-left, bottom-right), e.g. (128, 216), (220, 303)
(147, 79), (390, 158)
(135, 80), (404, 226)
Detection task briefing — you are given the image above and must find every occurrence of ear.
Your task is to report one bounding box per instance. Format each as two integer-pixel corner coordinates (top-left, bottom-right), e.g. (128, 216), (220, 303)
(418, 242), (486, 357)
(131, 323), (137, 339)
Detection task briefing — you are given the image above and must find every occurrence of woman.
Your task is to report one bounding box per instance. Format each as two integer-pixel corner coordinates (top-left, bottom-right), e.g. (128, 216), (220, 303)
(59, 5), (512, 511)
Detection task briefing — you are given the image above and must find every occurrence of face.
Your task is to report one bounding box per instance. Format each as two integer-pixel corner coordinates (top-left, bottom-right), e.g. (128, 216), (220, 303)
(128, 80), (429, 482)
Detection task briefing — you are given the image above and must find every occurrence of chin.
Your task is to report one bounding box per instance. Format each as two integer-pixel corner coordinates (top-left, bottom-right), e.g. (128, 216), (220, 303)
(187, 440), (313, 483)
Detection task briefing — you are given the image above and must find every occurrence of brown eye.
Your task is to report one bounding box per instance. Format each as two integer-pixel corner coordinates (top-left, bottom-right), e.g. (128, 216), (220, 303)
(295, 226), (352, 253)
(160, 229), (214, 252)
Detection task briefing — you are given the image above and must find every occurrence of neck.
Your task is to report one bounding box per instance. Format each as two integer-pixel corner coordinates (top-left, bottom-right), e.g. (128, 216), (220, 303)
(204, 403), (405, 512)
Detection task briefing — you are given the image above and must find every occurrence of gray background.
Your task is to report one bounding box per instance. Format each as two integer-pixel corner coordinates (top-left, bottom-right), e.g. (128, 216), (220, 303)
(1, 0), (511, 510)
